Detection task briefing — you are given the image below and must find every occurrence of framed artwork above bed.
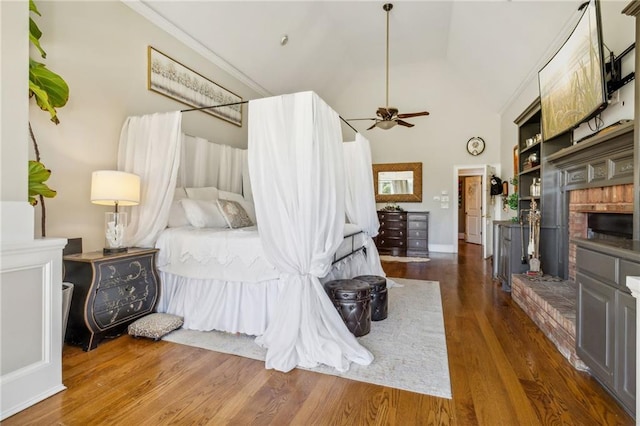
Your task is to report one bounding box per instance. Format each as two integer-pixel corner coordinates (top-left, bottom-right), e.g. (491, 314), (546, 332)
(147, 46), (242, 127)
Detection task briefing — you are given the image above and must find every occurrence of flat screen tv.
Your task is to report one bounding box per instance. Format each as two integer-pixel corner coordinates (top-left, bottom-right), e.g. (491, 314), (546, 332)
(539, 0), (607, 141)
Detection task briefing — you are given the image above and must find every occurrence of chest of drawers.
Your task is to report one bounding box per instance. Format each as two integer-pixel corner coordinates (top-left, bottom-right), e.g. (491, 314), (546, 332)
(63, 248), (160, 350)
(376, 211), (407, 256)
(376, 211), (429, 257)
(407, 212), (429, 257)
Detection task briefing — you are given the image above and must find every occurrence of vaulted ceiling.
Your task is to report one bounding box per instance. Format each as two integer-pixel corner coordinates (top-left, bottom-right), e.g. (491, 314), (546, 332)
(140, 1), (588, 113)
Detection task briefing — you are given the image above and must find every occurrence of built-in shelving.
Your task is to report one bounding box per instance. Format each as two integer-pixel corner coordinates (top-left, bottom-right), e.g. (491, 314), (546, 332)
(512, 97), (572, 279)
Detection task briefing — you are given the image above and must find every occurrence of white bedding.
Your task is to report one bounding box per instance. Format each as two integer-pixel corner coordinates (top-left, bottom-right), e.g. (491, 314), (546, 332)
(155, 223), (371, 335)
(155, 223), (365, 283)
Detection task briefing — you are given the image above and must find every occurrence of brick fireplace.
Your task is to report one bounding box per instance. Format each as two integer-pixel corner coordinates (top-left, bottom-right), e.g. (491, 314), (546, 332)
(568, 184), (634, 281)
(512, 122), (636, 372)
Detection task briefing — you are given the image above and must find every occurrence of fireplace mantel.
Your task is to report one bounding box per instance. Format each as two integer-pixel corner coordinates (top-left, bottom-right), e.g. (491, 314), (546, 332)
(546, 121), (634, 191)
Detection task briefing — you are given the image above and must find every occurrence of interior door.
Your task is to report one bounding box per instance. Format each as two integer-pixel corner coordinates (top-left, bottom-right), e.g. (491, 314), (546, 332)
(465, 176), (482, 245)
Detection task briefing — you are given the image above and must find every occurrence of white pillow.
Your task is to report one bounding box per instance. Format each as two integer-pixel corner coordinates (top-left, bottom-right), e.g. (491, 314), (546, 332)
(180, 199), (228, 228)
(219, 190), (256, 223)
(185, 186), (219, 200)
(218, 189), (244, 203)
(167, 200), (190, 228)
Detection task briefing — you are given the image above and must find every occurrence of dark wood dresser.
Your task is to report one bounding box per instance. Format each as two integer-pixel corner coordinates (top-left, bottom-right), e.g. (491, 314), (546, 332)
(63, 248), (160, 350)
(376, 211), (429, 257)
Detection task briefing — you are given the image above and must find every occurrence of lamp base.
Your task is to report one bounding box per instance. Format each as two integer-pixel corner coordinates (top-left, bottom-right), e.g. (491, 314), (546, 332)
(103, 247), (128, 255)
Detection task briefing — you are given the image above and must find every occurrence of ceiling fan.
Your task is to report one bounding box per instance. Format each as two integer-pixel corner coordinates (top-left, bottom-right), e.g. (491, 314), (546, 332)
(349, 3), (429, 130)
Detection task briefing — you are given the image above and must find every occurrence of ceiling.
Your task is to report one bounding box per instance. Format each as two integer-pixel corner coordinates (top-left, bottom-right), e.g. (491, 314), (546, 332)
(140, 1), (585, 114)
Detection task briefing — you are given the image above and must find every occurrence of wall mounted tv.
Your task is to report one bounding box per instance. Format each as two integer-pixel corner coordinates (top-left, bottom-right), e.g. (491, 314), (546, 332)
(539, 0), (607, 141)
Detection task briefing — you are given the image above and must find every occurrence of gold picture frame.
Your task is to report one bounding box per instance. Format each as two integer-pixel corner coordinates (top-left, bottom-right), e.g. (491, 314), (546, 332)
(372, 162), (422, 202)
(147, 46), (242, 126)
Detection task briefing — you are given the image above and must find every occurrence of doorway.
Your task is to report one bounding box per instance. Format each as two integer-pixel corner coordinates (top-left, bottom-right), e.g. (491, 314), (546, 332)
(453, 165), (499, 258)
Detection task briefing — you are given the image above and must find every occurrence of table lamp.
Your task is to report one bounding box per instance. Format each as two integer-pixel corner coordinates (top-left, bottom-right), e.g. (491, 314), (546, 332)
(90, 170), (140, 254)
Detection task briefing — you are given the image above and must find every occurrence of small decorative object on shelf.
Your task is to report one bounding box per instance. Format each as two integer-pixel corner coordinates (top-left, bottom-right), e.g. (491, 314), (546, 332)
(530, 178), (541, 197)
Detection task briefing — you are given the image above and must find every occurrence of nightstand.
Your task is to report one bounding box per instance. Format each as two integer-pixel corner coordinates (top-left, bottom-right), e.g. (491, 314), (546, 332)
(63, 248), (160, 351)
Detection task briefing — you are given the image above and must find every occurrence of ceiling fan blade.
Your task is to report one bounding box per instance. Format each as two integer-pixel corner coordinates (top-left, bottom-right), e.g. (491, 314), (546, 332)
(397, 111), (430, 119)
(396, 119), (415, 128)
(346, 118), (376, 121)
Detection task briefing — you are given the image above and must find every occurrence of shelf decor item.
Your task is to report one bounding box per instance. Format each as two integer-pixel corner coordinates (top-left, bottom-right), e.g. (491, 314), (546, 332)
(530, 178), (541, 197)
(90, 171), (140, 254)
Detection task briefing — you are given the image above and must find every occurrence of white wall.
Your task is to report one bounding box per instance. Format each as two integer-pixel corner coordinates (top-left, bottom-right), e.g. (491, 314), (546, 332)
(334, 60), (501, 252)
(29, 1), (263, 251)
(1, 0), (34, 243)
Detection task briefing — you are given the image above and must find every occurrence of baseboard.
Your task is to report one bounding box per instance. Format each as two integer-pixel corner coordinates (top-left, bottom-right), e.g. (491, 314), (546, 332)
(429, 244), (455, 253)
(458, 233), (465, 240)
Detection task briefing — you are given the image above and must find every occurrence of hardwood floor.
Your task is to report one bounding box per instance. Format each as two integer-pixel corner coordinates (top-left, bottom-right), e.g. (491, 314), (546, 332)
(4, 242), (634, 425)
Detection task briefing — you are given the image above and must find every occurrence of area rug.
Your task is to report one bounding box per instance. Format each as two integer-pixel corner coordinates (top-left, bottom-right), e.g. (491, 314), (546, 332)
(163, 278), (451, 399)
(380, 255), (430, 263)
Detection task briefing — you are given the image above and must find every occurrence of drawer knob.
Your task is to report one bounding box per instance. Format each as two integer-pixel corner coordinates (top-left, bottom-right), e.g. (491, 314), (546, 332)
(381, 240), (385, 244)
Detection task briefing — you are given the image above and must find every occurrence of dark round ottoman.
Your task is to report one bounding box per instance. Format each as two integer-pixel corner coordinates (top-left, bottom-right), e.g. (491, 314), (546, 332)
(324, 279), (371, 337)
(353, 275), (388, 321)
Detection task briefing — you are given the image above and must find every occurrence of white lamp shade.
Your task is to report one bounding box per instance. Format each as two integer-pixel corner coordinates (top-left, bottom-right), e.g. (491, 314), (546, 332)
(91, 170), (140, 206)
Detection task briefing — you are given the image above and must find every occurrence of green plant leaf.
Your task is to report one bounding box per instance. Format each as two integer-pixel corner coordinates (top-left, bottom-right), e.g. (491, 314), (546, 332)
(29, 17), (46, 58)
(28, 160), (56, 205)
(28, 79), (57, 123)
(29, 59), (69, 124)
(29, 0), (41, 15)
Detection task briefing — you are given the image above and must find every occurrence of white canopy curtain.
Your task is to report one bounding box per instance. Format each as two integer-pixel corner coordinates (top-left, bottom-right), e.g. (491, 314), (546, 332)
(117, 111), (182, 247)
(177, 134), (244, 194)
(343, 133), (387, 278)
(248, 91), (373, 373)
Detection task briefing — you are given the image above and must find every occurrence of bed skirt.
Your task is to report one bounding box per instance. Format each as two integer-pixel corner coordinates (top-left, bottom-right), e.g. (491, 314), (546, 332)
(157, 250), (373, 335)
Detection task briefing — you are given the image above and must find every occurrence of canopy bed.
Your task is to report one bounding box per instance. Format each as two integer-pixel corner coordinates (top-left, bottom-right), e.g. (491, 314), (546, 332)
(117, 91), (387, 372)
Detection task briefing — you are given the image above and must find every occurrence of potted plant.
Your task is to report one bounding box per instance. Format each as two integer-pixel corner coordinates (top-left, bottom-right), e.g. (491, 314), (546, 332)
(29, 0), (73, 344)
(503, 178), (519, 220)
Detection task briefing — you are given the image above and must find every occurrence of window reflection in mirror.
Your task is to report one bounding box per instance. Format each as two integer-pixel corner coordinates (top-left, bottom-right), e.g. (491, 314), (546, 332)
(372, 162), (422, 202)
(378, 171), (413, 195)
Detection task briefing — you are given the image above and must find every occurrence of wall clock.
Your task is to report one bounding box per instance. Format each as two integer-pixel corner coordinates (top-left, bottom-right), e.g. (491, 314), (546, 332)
(466, 137), (485, 156)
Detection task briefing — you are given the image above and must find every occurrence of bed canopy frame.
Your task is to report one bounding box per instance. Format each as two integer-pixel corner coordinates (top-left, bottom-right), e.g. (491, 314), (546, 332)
(180, 100), (360, 134)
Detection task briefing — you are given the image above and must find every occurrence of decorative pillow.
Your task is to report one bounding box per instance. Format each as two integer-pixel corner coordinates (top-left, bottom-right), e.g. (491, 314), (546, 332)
(216, 199), (254, 229)
(185, 186), (219, 200)
(219, 190), (256, 223)
(180, 199), (228, 228)
(167, 200), (190, 228)
(128, 313), (183, 340)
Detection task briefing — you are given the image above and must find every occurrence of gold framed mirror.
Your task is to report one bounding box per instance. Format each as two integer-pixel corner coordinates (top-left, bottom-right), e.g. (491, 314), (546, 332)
(372, 162), (422, 202)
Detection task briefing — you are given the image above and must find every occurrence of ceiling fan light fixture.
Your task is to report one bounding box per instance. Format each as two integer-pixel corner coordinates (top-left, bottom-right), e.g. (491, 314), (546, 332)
(347, 2), (428, 131)
(377, 120), (397, 130)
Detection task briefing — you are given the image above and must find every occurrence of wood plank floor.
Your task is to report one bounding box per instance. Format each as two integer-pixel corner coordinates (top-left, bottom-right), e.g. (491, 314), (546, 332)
(4, 242), (634, 425)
